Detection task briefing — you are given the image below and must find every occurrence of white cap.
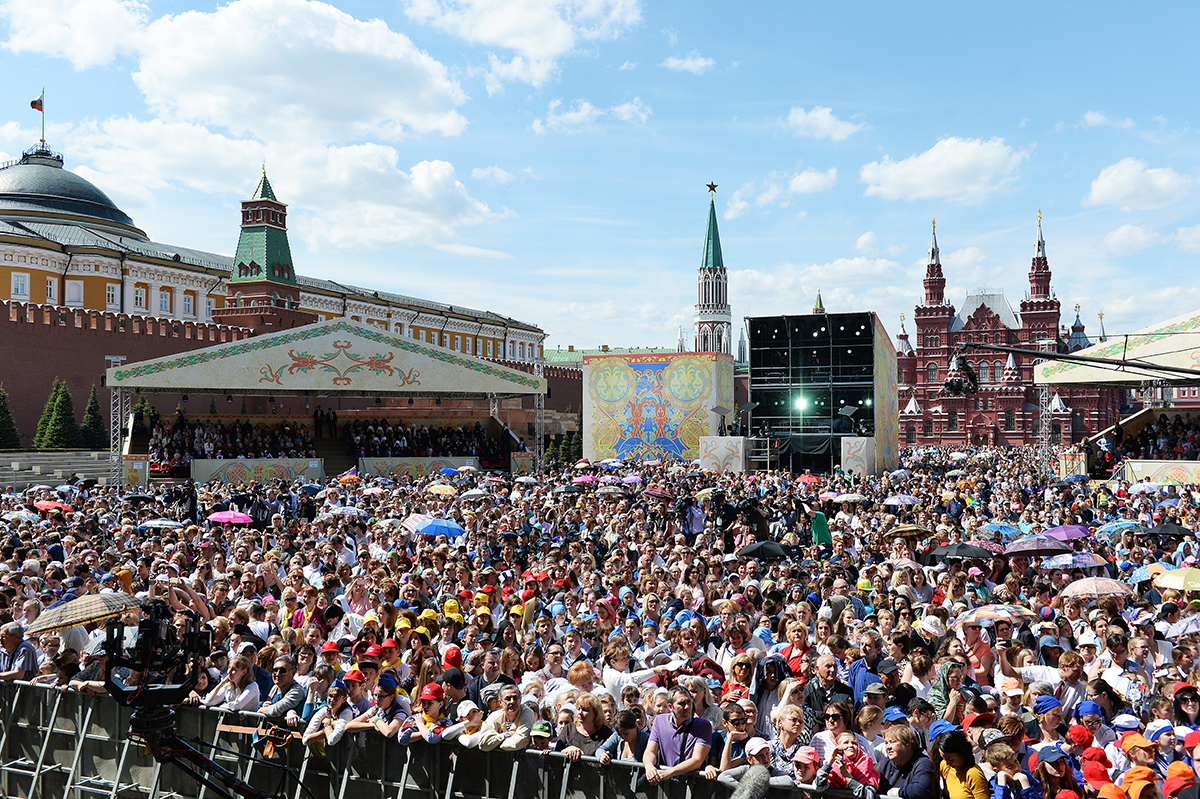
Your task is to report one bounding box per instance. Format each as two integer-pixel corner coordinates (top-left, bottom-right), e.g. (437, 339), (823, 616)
(745, 737), (769, 756)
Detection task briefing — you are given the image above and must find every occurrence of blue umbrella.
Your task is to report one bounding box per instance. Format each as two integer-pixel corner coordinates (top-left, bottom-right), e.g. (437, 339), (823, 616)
(890, 469), (912, 479)
(1064, 474), (1090, 484)
(883, 495), (921, 506)
(299, 484), (322, 495)
(440, 467), (459, 477)
(1127, 563), (1169, 584)
(980, 522), (1021, 541)
(327, 506), (369, 517)
(416, 518), (467, 538)
(1159, 498), (1180, 508)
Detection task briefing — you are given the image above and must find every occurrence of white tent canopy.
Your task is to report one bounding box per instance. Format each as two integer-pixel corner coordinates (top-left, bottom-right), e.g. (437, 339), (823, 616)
(1035, 308), (1200, 387)
(106, 318), (545, 398)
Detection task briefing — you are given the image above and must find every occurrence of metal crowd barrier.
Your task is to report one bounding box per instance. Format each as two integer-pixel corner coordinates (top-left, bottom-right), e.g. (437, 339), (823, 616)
(0, 682), (854, 799)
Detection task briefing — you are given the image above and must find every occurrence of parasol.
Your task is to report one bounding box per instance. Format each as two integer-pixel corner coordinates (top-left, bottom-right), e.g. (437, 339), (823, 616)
(1004, 535), (1072, 557)
(949, 604), (1038, 629)
(1144, 521), (1190, 538)
(208, 510), (253, 524)
(140, 518), (184, 530)
(439, 467), (459, 477)
(596, 486), (625, 495)
(1041, 552), (1107, 570)
(327, 506), (369, 517)
(416, 518), (467, 538)
(27, 592), (141, 636)
(883, 524), (933, 541)
(552, 484), (585, 494)
(426, 484), (457, 496)
(1059, 577), (1136, 600)
(1168, 616), (1200, 638)
(572, 475), (599, 484)
(515, 476), (538, 484)
(622, 475), (642, 484)
(885, 557), (924, 571)
(964, 539), (1004, 554)
(34, 500), (71, 513)
(979, 522), (1021, 541)
(643, 488), (674, 502)
(834, 493), (867, 503)
(401, 513), (434, 533)
(890, 469), (911, 479)
(736, 541), (789, 561)
(460, 489), (490, 500)
(883, 495), (922, 506)
(796, 475), (823, 484)
(1044, 525), (1092, 542)
(1155, 568), (1200, 591)
(930, 543), (994, 560)
(1129, 483), (1161, 495)
(1127, 563), (1169, 584)
(945, 469), (967, 477)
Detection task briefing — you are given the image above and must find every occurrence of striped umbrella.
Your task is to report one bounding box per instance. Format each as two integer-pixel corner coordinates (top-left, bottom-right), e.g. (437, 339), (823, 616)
(27, 592), (141, 636)
(949, 604), (1038, 629)
(1042, 552), (1107, 570)
(1059, 577), (1136, 600)
(883, 523), (933, 541)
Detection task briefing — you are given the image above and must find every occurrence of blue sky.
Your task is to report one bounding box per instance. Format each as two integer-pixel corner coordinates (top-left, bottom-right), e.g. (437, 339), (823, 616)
(2, 1), (1199, 351)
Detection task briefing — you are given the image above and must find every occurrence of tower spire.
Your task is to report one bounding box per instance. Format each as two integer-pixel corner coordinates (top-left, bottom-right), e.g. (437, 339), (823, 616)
(1029, 210), (1051, 299)
(929, 218), (940, 265)
(813, 288), (825, 314)
(694, 187), (731, 354)
(923, 219), (946, 306)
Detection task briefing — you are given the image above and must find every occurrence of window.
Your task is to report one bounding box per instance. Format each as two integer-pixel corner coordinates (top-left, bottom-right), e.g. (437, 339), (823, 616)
(905, 427), (916, 444)
(926, 363), (937, 383)
(134, 287), (146, 309)
(454, 335), (461, 352)
(487, 340), (493, 357)
(1004, 410), (1015, 430)
(467, 338), (474, 355)
(45, 277), (56, 304)
(948, 411), (959, 431)
(925, 336), (939, 348)
(159, 290), (171, 313)
(206, 298), (214, 318)
(519, 342), (525, 359)
(11, 272), (28, 299)
(183, 294), (193, 316)
(978, 362), (990, 383)
(106, 284), (119, 308)
(995, 361), (1003, 379)
(981, 397), (989, 411)
(426, 331), (434, 343)
(922, 419), (933, 437)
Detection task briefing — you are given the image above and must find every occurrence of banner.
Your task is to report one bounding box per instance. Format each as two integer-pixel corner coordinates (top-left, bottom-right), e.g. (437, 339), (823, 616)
(122, 455), (148, 488)
(510, 452), (535, 474)
(191, 459), (324, 484)
(1122, 460), (1200, 485)
(699, 437), (746, 473)
(359, 457), (478, 478)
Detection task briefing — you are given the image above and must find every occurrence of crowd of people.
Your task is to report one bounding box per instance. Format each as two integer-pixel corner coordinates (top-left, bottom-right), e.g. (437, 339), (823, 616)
(1, 439), (1200, 799)
(341, 418), (508, 466)
(148, 417), (318, 475)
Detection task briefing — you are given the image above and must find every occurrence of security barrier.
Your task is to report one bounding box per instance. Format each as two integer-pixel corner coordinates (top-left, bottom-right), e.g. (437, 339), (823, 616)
(0, 682), (854, 799)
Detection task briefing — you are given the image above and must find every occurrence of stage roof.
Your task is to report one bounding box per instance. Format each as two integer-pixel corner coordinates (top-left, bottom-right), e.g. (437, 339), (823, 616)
(1035, 308), (1200, 387)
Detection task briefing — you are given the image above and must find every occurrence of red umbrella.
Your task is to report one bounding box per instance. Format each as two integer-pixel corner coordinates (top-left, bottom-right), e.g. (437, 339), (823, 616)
(795, 475), (822, 485)
(34, 501), (71, 513)
(643, 488), (674, 502)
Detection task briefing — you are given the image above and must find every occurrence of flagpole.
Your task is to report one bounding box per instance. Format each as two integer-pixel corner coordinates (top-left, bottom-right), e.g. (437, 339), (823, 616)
(40, 87), (44, 144)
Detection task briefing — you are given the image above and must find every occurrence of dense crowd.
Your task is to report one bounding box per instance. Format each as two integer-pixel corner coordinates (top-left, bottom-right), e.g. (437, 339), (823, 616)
(342, 419), (507, 466)
(2, 434), (1200, 799)
(148, 417), (317, 475)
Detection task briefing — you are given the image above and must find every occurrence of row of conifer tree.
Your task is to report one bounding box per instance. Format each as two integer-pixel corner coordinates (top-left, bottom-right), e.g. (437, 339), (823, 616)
(0, 381), (107, 450)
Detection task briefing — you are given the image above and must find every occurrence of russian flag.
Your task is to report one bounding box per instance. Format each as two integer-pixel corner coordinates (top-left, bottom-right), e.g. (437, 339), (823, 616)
(30, 93), (43, 113)
(338, 466), (357, 478)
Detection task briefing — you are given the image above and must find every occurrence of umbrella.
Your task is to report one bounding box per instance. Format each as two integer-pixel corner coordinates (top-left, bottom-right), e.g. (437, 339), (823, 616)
(1044, 525), (1092, 542)
(552, 485), (585, 494)
(885, 557), (924, 571)
(882, 495), (921, 506)
(460, 489), (490, 500)
(140, 518), (184, 530)
(575, 459), (590, 466)
(979, 522), (1021, 540)
(1161, 478), (1184, 487)
(795, 475), (823, 484)
(1042, 552), (1107, 569)
(1064, 475), (1090, 484)
(1097, 520), (1142, 535)
(515, 476), (538, 484)
(834, 493), (868, 503)
(945, 469), (967, 477)
(930, 543), (994, 560)
(55, 484), (79, 493)
(1158, 498), (1180, 508)
(1168, 616), (1200, 638)
(643, 488), (674, 502)
(949, 452), (969, 460)
(426, 484), (457, 496)
(890, 469), (911, 479)
(440, 467), (459, 477)
(1155, 568), (1200, 591)
(1139, 521), (1190, 538)
(34, 500), (71, 513)
(1127, 563), (1169, 584)
(1059, 577), (1136, 600)
(950, 605), (1038, 629)
(1004, 535), (1072, 557)
(622, 475), (642, 485)
(599, 475), (622, 484)
(574, 462), (592, 470)
(3, 510), (38, 524)
(818, 491), (839, 500)
(883, 524), (933, 541)
(736, 541), (789, 560)
(1129, 483), (1161, 495)
(642, 459), (662, 466)
(597, 486), (625, 495)
(964, 540), (1004, 554)
(298, 484), (322, 495)
(572, 475), (599, 484)
(482, 477), (508, 486)
(458, 465), (479, 472)
(27, 592), (141, 636)
(208, 510), (253, 524)
(416, 518), (467, 538)
(327, 506), (369, 517)
(361, 487), (387, 496)
(401, 513), (434, 533)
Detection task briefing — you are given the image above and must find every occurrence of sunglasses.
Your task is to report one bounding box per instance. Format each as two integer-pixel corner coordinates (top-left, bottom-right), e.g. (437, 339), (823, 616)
(272, 667), (292, 674)
(825, 714), (844, 721)
(728, 718), (747, 726)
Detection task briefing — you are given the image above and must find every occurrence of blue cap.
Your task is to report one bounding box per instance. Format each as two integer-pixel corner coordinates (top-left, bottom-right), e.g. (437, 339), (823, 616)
(882, 707), (907, 724)
(394, 599), (409, 609)
(928, 720), (960, 741)
(642, 619), (658, 630)
(377, 672), (398, 692)
(1036, 745), (1067, 764)
(549, 602), (566, 616)
(676, 610), (696, 625)
(1032, 695), (1061, 715)
(1074, 700), (1103, 719)
(1118, 561), (1134, 571)
(1037, 635), (1063, 651)
(619, 586), (633, 599)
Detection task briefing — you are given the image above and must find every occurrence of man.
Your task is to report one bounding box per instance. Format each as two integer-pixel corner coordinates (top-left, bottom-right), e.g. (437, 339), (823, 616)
(825, 578), (866, 621)
(259, 655), (306, 726)
(234, 572), (262, 610)
(998, 640), (1085, 717)
(476, 684), (535, 751)
(879, 658), (916, 710)
(465, 649), (514, 708)
(438, 667), (467, 720)
(643, 686), (712, 786)
(847, 629), (884, 696)
(802, 655), (852, 742)
(0, 623), (39, 681)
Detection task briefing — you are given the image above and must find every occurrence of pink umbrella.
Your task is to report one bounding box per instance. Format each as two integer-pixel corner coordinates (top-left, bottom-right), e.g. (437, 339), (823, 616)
(1044, 525), (1091, 541)
(818, 491), (838, 500)
(208, 510), (253, 524)
(622, 475), (642, 484)
(573, 475), (599, 484)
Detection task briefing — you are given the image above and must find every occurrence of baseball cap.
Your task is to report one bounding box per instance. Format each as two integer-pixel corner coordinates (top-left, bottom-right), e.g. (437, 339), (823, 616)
(438, 667), (466, 689)
(1121, 733), (1155, 753)
(531, 721), (552, 739)
(1001, 678), (1024, 697)
(1082, 761), (1113, 788)
(882, 707), (907, 724)
(863, 682), (887, 696)
(320, 641), (339, 654)
(1037, 745), (1067, 764)
(928, 720), (960, 741)
(456, 700), (480, 720)
(419, 683), (444, 701)
(979, 728), (1008, 750)
(1167, 761), (1196, 783)
(963, 712), (994, 728)
(792, 746), (818, 765)
(745, 737), (769, 757)
(342, 669), (364, 683)
(1066, 725), (1093, 748)
(876, 658), (899, 675)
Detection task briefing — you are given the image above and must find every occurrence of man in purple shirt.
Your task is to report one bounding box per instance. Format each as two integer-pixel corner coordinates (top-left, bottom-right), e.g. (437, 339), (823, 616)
(643, 686), (712, 785)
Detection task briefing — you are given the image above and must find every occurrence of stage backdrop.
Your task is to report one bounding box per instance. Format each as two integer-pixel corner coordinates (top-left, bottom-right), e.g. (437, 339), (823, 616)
(123, 455), (149, 488)
(191, 459), (324, 484)
(1122, 460), (1200, 485)
(699, 437), (747, 473)
(583, 352), (735, 463)
(359, 457), (478, 478)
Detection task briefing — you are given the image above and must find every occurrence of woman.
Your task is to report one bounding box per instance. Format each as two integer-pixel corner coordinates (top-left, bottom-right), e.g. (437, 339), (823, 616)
(961, 621), (993, 689)
(766, 704), (806, 787)
(203, 654), (260, 711)
(397, 683), (454, 744)
(1032, 745), (1082, 798)
(682, 675), (723, 728)
(877, 724), (936, 799)
(751, 654), (792, 737)
(601, 642), (662, 701)
(910, 570), (934, 605)
(554, 692), (613, 760)
(1031, 696), (1064, 746)
(302, 681), (354, 752)
(937, 730), (989, 799)
(1174, 681), (1200, 730)
(722, 653), (754, 703)
(927, 661), (968, 722)
(809, 699), (872, 766)
(294, 644), (317, 687)
(1087, 678), (1128, 721)
(344, 673), (404, 738)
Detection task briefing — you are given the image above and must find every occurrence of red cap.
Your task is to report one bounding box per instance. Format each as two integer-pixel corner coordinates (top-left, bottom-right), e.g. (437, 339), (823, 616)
(1174, 681), (1198, 698)
(443, 646), (462, 670)
(1081, 747), (1111, 768)
(320, 642), (340, 653)
(342, 669), (365, 683)
(419, 683), (444, 701)
(537, 572), (550, 581)
(1186, 730), (1200, 750)
(1054, 791), (1082, 799)
(1067, 724), (1094, 748)
(963, 712), (994, 728)
(480, 585), (495, 594)
(381, 638), (399, 649)
(501, 587), (514, 598)
(1082, 761), (1113, 787)
(1165, 777), (1189, 798)
(365, 645), (384, 658)
(520, 589), (535, 602)
(457, 589), (473, 600)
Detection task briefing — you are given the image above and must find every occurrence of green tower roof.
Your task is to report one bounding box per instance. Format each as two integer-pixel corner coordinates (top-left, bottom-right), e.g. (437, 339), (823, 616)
(231, 170), (295, 286)
(814, 289), (824, 312)
(250, 172), (278, 202)
(701, 198), (724, 272)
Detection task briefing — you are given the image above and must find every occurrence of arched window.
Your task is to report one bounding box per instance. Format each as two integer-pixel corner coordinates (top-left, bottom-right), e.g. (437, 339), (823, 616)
(922, 419), (933, 437)
(995, 361), (1003, 379)
(927, 363), (937, 383)
(978, 362), (990, 383)
(234, 292), (243, 308)
(906, 427), (916, 444)
(271, 292), (280, 307)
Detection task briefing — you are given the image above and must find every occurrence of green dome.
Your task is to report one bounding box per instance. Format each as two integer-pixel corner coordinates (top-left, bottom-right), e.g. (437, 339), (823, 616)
(0, 146), (137, 230)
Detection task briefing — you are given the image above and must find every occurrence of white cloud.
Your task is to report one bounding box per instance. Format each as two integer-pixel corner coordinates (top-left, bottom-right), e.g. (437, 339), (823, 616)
(660, 51), (714, 75)
(618, 60), (636, 70)
(532, 96), (649, 133)
(788, 167), (837, 193)
(1099, 224), (1160, 255)
(1083, 157), (1193, 210)
(855, 232), (878, 255)
(401, 0), (642, 94)
(1083, 111), (1134, 129)
(786, 106), (863, 142)
(1176, 224), (1200, 253)
(860, 137), (1028, 204)
(0, 0), (148, 68)
(471, 166), (516, 185)
(724, 183), (754, 220)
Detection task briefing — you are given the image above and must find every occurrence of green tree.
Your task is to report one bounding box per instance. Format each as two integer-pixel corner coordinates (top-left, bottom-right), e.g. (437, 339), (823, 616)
(570, 432), (583, 462)
(39, 380), (84, 449)
(0, 385), (21, 449)
(33, 379), (62, 449)
(79, 385), (108, 449)
(544, 438), (558, 464)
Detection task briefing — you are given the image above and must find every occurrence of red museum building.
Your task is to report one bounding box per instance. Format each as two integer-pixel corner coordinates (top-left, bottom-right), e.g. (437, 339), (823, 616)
(896, 220), (1123, 447)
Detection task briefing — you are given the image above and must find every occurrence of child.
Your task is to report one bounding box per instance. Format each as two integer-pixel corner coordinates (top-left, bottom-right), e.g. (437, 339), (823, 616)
(827, 731), (880, 791)
(987, 743), (1039, 799)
